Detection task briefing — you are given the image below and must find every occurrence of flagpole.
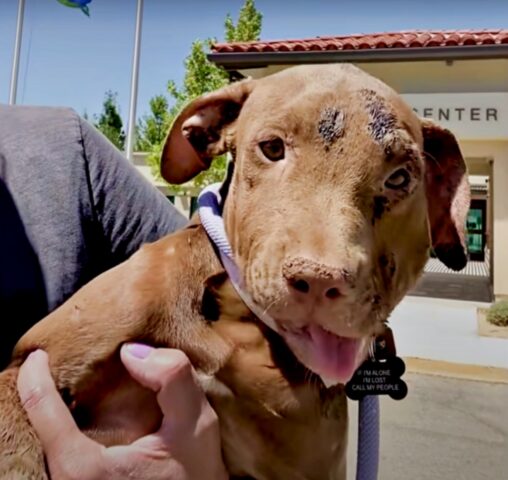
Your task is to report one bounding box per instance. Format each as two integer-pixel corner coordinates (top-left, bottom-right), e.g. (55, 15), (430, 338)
(125, 0), (144, 161)
(9, 0), (26, 105)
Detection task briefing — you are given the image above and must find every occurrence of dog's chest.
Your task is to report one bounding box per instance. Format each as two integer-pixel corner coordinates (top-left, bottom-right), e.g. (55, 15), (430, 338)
(201, 316), (348, 480)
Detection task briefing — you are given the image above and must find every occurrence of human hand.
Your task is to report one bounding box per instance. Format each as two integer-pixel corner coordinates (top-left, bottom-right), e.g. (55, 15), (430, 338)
(17, 345), (227, 480)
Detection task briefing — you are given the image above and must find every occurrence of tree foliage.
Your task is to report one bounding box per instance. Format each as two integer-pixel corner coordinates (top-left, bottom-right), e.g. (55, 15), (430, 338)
(143, 0), (263, 189)
(224, 0), (262, 43)
(166, 40), (229, 115)
(135, 94), (170, 152)
(94, 90), (125, 150)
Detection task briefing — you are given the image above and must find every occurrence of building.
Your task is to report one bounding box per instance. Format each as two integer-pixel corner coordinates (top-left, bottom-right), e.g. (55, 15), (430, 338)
(209, 29), (508, 301)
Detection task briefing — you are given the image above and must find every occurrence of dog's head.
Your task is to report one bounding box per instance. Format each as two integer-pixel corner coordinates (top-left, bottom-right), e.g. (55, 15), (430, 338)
(161, 64), (470, 385)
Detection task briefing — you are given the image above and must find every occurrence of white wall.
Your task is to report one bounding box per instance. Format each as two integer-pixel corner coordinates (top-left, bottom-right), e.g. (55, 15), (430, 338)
(243, 59), (508, 94)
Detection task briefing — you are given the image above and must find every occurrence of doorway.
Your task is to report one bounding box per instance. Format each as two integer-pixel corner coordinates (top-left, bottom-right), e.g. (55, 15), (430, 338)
(409, 159), (493, 302)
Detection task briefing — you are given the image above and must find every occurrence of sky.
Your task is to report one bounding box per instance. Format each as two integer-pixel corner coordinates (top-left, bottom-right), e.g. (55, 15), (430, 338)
(1, 0), (508, 128)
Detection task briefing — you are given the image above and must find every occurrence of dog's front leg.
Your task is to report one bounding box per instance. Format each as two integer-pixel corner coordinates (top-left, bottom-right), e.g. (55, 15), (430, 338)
(0, 253), (160, 479)
(0, 233), (227, 478)
(0, 367), (47, 480)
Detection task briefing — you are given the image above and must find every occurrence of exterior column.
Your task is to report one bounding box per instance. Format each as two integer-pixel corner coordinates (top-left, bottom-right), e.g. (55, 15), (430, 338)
(492, 150), (508, 299)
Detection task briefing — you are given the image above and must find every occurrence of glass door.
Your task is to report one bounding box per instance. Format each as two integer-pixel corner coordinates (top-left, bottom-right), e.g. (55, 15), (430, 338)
(466, 199), (486, 261)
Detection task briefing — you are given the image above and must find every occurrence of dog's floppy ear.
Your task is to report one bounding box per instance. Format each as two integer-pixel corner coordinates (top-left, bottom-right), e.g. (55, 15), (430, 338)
(422, 119), (470, 271)
(161, 79), (254, 184)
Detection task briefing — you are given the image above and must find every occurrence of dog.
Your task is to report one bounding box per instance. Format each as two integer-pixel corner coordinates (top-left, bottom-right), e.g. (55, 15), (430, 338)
(0, 63), (469, 479)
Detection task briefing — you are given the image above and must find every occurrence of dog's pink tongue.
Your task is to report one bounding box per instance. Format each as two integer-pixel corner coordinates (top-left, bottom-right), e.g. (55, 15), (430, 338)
(308, 325), (363, 386)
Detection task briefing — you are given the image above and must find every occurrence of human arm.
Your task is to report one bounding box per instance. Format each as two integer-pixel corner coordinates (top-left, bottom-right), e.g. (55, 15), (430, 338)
(79, 117), (188, 267)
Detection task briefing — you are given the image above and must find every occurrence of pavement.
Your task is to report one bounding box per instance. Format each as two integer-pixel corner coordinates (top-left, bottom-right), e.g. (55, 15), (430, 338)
(347, 373), (508, 480)
(388, 296), (507, 370)
(344, 260), (508, 479)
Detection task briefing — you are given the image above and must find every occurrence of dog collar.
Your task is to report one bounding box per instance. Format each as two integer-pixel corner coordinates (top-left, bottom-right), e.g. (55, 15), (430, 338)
(197, 183), (280, 333)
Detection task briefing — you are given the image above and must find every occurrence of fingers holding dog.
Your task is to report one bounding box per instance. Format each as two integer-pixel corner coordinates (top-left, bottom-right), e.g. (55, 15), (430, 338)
(120, 344), (227, 480)
(17, 350), (105, 480)
(17, 347), (227, 480)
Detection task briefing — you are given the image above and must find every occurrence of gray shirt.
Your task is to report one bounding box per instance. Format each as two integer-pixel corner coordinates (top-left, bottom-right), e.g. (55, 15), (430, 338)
(0, 105), (186, 367)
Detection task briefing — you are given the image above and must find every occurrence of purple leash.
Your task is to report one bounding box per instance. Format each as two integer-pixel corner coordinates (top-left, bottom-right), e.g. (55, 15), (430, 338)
(198, 183), (380, 480)
(357, 395), (380, 480)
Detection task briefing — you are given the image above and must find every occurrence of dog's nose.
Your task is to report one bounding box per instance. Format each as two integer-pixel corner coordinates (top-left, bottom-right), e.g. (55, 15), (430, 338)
(282, 257), (352, 300)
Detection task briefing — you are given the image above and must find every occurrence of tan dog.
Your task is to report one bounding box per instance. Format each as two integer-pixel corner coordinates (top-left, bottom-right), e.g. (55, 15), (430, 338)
(0, 64), (469, 479)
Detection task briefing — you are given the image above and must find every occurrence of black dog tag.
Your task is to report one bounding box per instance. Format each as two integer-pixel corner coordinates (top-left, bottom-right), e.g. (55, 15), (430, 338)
(345, 327), (407, 401)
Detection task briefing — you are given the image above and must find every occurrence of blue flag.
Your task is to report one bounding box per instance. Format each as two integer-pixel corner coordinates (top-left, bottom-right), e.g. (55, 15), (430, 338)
(56, 0), (93, 17)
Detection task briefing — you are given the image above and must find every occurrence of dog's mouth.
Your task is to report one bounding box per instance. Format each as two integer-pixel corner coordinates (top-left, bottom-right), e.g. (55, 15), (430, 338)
(278, 323), (370, 387)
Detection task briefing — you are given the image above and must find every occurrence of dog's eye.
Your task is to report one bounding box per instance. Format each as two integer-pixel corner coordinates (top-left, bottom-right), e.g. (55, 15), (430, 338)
(259, 138), (285, 161)
(385, 168), (410, 190)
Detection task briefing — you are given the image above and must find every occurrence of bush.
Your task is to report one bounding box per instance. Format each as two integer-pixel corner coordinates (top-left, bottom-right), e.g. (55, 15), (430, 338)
(486, 301), (508, 327)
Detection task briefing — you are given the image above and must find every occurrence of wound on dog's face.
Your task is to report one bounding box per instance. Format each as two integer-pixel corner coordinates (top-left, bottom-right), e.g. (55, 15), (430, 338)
(318, 107), (345, 146)
(361, 89), (396, 144)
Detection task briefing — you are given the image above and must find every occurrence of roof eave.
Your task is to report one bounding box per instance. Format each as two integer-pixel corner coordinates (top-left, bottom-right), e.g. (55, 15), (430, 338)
(208, 44), (508, 70)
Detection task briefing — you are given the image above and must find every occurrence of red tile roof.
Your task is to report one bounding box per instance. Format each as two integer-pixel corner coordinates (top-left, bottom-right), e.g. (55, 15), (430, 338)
(212, 30), (508, 54)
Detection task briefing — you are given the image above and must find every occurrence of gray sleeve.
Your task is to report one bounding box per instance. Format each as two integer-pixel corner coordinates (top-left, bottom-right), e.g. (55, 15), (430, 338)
(79, 117), (187, 263)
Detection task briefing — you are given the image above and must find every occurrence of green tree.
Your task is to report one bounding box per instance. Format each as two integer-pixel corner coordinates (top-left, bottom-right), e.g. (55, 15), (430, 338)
(145, 0), (263, 188)
(166, 39), (229, 115)
(94, 90), (125, 150)
(224, 0), (262, 43)
(135, 94), (170, 152)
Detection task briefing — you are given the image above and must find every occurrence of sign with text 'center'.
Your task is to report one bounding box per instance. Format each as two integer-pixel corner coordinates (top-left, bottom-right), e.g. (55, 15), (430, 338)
(402, 92), (508, 140)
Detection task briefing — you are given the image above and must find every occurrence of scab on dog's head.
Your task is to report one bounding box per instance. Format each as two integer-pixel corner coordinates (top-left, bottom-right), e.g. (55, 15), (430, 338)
(161, 64), (470, 385)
